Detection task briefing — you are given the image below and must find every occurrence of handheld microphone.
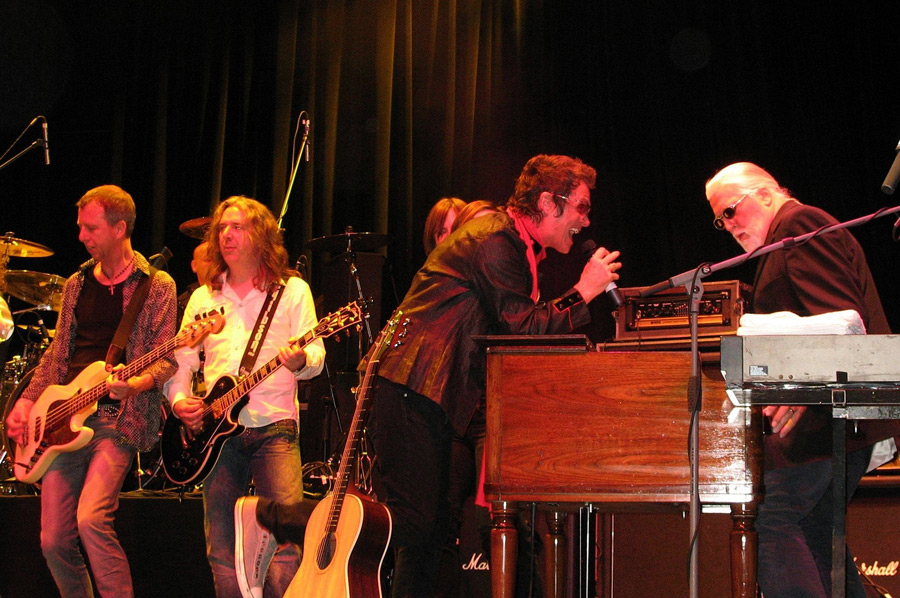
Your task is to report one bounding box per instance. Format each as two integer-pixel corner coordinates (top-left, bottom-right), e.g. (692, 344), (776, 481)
(42, 120), (50, 165)
(581, 240), (624, 308)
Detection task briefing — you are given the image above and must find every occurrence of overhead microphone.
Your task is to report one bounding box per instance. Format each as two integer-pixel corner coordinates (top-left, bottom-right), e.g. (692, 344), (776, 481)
(880, 139), (900, 239)
(581, 240), (624, 308)
(881, 139), (900, 195)
(34, 313), (50, 342)
(41, 120), (50, 165)
(302, 117), (310, 162)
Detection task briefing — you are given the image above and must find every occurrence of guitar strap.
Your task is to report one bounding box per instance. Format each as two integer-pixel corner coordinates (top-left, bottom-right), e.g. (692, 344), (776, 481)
(238, 282), (286, 378)
(105, 266), (158, 367)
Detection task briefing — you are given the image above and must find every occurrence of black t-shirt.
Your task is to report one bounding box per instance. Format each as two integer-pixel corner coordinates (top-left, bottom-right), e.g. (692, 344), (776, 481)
(66, 270), (124, 385)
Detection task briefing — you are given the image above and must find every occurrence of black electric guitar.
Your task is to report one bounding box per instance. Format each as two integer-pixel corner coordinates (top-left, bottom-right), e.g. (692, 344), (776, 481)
(284, 311), (406, 598)
(13, 311), (225, 484)
(160, 301), (363, 486)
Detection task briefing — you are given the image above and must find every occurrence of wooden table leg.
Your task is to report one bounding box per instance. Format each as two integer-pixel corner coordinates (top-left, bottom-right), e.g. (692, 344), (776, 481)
(544, 509), (567, 598)
(491, 500), (519, 598)
(730, 501), (758, 598)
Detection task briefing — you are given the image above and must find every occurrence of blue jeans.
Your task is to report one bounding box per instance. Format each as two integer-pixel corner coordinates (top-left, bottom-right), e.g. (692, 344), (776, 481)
(757, 447), (871, 598)
(40, 415), (136, 598)
(203, 419), (305, 598)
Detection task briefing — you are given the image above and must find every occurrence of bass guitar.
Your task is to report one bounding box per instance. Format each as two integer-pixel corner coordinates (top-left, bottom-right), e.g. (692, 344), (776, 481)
(161, 301), (363, 487)
(13, 310), (225, 483)
(284, 311), (406, 598)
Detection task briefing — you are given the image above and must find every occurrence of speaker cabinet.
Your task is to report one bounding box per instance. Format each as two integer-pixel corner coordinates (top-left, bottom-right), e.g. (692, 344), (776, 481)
(600, 510), (732, 598)
(597, 488), (900, 598)
(849, 491), (900, 597)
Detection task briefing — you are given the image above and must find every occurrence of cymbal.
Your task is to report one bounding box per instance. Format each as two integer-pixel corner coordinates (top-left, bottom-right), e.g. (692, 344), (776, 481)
(305, 232), (389, 253)
(0, 235), (53, 258)
(179, 217), (212, 240)
(3, 270), (65, 311)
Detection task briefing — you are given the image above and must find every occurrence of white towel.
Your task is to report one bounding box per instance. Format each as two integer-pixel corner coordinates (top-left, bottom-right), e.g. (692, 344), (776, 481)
(737, 309), (866, 336)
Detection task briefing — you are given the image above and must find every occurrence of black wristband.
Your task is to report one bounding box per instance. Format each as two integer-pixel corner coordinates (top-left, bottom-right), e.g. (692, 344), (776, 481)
(553, 290), (584, 312)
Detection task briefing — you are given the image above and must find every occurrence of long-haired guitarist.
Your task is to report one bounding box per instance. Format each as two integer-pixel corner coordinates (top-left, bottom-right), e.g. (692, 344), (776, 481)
(165, 196), (325, 598)
(4, 185), (178, 598)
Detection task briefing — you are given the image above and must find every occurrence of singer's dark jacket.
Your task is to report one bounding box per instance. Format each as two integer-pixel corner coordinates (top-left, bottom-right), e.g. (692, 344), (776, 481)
(375, 210), (591, 435)
(752, 200), (899, 469)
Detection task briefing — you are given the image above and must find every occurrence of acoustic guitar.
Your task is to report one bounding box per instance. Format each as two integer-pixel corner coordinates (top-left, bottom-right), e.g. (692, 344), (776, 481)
(283, 311), (405, 598)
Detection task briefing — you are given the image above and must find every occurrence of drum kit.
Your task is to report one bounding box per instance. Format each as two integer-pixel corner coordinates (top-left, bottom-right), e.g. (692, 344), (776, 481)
(0, 232), (61, 491)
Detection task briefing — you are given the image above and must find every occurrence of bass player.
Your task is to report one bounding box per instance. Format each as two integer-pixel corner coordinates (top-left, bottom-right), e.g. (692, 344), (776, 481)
(5, 184), (178, 598)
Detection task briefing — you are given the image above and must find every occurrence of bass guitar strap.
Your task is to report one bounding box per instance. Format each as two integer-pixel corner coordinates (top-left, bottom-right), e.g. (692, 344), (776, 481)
(238, 282), (286, 378)
(105, 266), (158, 367)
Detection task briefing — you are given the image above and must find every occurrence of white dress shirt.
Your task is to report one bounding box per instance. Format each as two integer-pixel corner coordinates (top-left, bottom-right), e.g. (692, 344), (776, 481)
(167, 274), (325, 428)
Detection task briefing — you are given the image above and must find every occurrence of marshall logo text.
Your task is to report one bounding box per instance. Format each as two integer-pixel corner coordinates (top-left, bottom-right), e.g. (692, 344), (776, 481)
(462, 552), (490, 571)
(858, 560), (899, 577)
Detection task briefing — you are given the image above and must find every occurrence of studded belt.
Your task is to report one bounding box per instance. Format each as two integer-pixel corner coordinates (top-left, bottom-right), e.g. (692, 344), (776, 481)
(94, 403), (122, 418)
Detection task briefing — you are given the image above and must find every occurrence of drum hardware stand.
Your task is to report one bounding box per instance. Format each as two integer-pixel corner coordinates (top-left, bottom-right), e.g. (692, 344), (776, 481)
(345, 250), (375, 354)
(318, 360), (346, 461)
(11, 306), (52, 366)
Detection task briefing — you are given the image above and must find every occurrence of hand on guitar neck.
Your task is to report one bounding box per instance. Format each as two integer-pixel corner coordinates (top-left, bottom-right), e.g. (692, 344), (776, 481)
(8, 310), (225, 484)
(106, 364), (156, 402)
(172, 336), (308, 434)
(162, 302), (363, 487)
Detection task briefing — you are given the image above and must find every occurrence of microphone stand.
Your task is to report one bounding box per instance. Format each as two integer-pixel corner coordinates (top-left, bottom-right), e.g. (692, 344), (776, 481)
(640, 202), (900, 598)
(0, 116), (46, 172)
(0, 139), (44, 172)
(277, 112), (310, 230)
(321, 361), (345, 457)
(641, 203), (900, 299)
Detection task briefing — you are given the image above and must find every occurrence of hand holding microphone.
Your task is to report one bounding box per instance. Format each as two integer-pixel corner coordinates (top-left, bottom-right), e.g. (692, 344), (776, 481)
(576, 240), (623, 306)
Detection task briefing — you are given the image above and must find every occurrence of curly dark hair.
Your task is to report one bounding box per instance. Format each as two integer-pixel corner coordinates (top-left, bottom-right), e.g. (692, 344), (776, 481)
(506, 155), (596, 222)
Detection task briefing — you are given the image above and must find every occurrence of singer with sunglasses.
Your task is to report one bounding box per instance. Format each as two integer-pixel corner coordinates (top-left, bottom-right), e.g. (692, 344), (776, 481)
(367, 154), (620, 597)
(706, 161), (898, 598)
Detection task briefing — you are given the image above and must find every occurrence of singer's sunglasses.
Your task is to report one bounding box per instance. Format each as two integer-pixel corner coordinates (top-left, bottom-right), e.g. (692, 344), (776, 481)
(554, 194), (592, 216)
(712, 193), (749, 230)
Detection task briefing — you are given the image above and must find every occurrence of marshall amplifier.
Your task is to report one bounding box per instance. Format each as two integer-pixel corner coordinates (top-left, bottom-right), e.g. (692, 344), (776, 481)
(849, 487), (900, 598)
(598, 488), (900, 598)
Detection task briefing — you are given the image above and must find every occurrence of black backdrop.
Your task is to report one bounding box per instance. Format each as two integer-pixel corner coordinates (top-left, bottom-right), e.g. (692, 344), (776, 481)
(2, 0), (900, 341)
